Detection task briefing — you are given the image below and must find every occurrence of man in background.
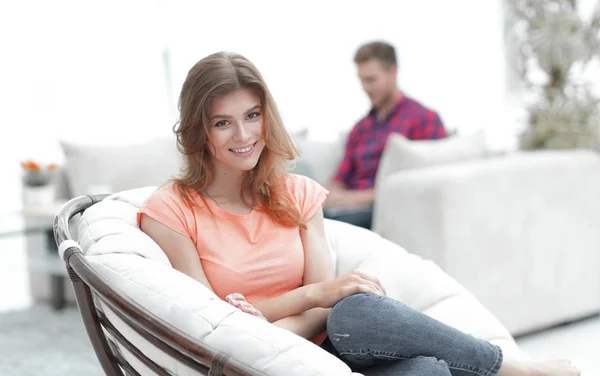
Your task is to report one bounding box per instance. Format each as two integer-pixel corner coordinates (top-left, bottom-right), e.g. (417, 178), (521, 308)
(325, 41), (447, 229)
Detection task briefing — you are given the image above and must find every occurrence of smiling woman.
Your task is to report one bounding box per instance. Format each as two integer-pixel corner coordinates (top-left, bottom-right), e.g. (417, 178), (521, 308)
(135, 51), (580, 376)
(168, 52), (303, 225)
(207, 91), (266, 177)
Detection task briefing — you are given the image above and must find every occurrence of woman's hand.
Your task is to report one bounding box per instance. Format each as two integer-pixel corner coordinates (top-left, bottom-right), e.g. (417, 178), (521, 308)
(311, 270), (386, 308)
(225, 293), (266, 320)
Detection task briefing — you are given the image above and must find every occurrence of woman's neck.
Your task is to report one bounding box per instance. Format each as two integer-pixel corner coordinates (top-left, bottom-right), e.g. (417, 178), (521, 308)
(204, 167), (249, 205)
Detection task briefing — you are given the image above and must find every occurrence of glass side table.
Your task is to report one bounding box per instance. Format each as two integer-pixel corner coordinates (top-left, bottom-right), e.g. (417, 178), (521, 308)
(0, 200), (69, 310)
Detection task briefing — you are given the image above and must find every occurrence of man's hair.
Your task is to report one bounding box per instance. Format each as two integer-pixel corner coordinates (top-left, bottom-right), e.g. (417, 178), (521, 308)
(354, 41), (397, 69)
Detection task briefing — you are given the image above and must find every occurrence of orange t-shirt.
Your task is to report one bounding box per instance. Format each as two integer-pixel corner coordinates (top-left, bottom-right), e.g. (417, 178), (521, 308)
(137, 174), (329, 343)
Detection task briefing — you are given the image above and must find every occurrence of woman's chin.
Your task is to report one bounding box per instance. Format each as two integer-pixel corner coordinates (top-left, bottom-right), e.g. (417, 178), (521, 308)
(227, 158), (260, 172)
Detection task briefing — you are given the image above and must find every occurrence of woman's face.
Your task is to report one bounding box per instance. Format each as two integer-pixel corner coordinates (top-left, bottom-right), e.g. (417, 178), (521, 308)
(207, 88), (265, 175)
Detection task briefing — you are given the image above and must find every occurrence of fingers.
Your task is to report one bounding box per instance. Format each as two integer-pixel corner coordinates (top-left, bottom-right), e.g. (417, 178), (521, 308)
(226, 293), (246, 302)
(353, 270), (386, 296)
(356, 284), (383, 297)
(225, 293), (266, 320)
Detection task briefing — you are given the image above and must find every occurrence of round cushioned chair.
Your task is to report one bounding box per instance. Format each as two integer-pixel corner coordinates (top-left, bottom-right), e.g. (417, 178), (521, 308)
(54, 187), (528, 376)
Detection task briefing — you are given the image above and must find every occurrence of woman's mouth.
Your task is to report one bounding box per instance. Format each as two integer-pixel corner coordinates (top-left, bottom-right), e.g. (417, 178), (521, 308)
(230, 142), (257, 156)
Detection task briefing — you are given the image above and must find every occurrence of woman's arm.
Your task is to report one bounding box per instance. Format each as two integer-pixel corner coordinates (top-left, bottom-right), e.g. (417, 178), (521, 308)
(258, 208), (334, 337)
(267, 208), (384, 339)
(272, 308), (330, 340)
(140, 213), (321, 321)
(140, 214), (215, 292)
(255, 208), (385, 323)
(141, 211), (383, 339)
(252, 208), (334, 323)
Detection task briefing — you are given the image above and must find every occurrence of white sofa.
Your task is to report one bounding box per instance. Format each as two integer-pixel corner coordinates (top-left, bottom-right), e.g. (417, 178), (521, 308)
(373, 148), (600, 336)
(51, 134), (600, 337)
(70, 187), (527, 375)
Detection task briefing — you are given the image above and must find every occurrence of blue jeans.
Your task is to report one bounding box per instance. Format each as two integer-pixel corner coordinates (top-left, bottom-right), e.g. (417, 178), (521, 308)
(322, 294), (503, 376)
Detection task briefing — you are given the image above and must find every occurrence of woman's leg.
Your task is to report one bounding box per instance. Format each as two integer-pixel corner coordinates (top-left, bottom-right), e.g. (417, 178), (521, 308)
(363, 357), (452, 376)
(326, 293), (503, 376)
(322, 337), (451, 376)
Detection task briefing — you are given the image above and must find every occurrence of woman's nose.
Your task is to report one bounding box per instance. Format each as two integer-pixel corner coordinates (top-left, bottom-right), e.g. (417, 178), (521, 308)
(233, 122), (251, 142)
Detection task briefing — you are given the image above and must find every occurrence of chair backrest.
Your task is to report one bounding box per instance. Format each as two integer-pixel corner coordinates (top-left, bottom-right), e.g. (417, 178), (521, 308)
(54, 194), (265, 376)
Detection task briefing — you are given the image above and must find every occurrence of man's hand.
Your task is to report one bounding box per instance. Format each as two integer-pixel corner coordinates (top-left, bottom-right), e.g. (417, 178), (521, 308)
(326, 189), (357, 209)
(326, 187), (375, 210)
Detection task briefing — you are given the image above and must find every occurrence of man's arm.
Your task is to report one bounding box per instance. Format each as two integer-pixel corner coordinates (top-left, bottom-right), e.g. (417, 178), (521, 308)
(327, 131), (373, 208)
(326, 180), (346, 193)
(327, 182), (375, 210)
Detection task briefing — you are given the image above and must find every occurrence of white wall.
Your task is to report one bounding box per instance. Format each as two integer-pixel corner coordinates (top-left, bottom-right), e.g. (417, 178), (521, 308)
(0, 0), (515, 212)
(164, 0), (517, 145)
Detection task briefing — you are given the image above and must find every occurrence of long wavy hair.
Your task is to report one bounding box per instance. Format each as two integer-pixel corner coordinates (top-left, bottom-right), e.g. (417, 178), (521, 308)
(172, 52), (304, 228)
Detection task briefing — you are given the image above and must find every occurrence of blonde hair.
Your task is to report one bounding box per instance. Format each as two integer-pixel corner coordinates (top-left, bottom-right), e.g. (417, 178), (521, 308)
(172, 52), (305, 228)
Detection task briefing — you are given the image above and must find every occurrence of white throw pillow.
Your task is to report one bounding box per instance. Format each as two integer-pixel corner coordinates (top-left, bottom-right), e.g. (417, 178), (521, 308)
(376, 130), (488, 187)
(293, 131), (349, 186)
(60, 137), (184, 197)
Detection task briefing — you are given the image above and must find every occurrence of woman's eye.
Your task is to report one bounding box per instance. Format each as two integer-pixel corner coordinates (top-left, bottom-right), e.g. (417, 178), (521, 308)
(247, 112), (261, 120)
(215, 120), (229, 127)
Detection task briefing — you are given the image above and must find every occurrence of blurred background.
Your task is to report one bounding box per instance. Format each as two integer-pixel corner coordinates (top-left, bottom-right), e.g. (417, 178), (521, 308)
(1, 1), (600, 375)
(0, 0), (522, 213)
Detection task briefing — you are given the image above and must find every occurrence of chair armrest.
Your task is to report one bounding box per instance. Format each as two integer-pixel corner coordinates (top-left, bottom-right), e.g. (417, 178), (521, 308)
(91, 255), (353, 376)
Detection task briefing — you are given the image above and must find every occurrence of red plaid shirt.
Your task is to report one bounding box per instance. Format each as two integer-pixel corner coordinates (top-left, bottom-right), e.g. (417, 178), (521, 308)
(333, 95), (447, 190)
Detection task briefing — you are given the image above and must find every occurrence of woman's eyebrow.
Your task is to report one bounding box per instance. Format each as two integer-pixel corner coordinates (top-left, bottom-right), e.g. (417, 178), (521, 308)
(244, 104), (262, 115)
(210, 105), (262, 120)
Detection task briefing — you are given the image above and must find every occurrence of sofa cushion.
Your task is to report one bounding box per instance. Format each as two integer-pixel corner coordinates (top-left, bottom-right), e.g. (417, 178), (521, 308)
(60, 137), (183, 197)
(376, 130), (488, 187)
(294, 133), (347, 186)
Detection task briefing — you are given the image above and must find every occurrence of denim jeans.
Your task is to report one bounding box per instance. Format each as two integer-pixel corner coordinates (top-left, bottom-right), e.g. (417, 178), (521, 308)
(322, 294), (503, 376)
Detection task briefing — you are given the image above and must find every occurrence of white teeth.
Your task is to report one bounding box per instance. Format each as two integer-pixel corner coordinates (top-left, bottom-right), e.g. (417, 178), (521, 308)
(232, 145), (252, 153)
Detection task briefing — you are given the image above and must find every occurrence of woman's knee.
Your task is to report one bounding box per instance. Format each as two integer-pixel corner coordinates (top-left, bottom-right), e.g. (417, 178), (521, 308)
(327, 293), (386, 332)
(330, 293), (406, 319)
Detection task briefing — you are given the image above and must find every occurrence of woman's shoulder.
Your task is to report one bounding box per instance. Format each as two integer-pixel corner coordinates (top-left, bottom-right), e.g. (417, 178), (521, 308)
(144, 181), (206, 210)
(283, 173), (319, 190)
(284, 173), (318, 185)
(147, 181), (180, 201)
(283, 173), (327, 199)
(281, 173), (329, 221)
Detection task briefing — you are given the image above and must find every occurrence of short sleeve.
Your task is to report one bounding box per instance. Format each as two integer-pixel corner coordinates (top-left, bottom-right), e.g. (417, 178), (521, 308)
(287, 174), (329, 222)
(411, 110), (447, 140)
(137, 183), (192, 237)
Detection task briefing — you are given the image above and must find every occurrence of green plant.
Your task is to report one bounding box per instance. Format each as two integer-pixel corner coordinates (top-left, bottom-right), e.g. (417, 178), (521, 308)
(505, 0), (600, 150)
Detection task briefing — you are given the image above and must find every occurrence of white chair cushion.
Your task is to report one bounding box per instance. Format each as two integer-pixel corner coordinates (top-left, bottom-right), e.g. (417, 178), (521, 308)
(77, 187), (527, 375)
